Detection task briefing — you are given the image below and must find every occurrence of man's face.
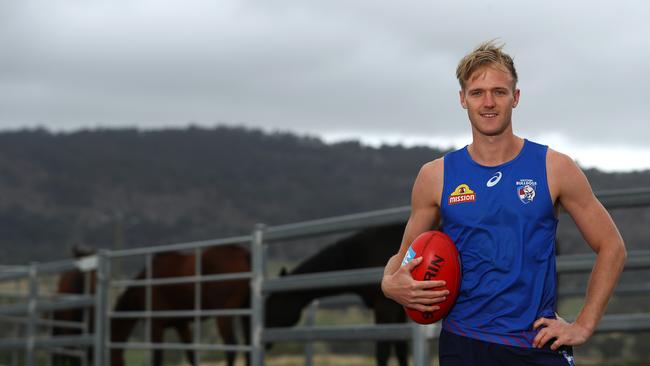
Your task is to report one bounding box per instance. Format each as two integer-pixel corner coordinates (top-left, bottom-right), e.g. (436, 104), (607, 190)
(459, 65), (520, 137)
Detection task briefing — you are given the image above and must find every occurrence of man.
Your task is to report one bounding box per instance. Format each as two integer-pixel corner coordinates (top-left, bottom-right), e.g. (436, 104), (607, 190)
(381, 41), (626, 365)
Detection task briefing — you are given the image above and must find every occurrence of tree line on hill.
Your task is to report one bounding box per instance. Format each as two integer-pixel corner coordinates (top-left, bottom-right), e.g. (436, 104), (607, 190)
(0, 126), (648, 264)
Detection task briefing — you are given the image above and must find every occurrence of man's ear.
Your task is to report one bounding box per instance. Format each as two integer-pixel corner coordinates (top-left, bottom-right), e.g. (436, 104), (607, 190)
(512, 88), (520, 108)
(459, 90), (468, 109)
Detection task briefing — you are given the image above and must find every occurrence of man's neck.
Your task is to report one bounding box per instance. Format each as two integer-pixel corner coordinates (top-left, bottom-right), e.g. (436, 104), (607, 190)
(467, 132), (525, 167)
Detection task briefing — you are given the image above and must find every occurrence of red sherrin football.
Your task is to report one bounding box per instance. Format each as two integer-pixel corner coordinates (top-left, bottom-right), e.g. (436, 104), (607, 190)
(401, 230), (461, 324)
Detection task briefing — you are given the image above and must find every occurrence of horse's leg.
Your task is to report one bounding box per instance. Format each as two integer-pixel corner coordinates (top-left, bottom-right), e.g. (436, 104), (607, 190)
(241, 315), (251, 366)
(217, 316), (237, 366)
(151, 320), (164, 366)
(375, 341), (391, 366)
(395, 337), (409, 366)
(376, 299), (410, 366)
(111, 348), (126, 366)
(175, 322), (196, 366)
(394, 307), (409, 366)
(373, 299), (402, 366)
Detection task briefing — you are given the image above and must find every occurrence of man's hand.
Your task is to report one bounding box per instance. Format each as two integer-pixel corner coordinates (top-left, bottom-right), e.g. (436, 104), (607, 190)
(381, 256), (448, 312)
(532, 315), (592, 350)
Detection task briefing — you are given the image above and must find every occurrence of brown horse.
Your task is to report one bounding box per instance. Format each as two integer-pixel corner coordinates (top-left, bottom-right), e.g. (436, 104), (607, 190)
(51, 246), (97, 366)
(110, 244), (250, 366)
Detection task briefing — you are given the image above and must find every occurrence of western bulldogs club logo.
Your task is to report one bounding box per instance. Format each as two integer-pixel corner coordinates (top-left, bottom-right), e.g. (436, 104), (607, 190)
(516, 179), (537, 204)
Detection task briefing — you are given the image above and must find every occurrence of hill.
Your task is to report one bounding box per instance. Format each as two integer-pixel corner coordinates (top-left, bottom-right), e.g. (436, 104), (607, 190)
(0, 126), (648, 264)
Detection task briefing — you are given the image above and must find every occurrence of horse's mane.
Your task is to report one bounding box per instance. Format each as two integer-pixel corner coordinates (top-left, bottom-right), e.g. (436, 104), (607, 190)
(58, 245), (97, 295)
(265, 223), (407, 327)
(291, 222), (405, 275)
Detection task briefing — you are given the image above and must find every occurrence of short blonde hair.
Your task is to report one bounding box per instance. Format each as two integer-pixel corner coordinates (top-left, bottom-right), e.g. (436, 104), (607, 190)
(456, 40), (518, 90)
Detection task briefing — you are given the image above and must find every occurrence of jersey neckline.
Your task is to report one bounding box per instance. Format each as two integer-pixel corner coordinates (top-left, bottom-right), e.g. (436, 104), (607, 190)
(461, 138), (529, 170)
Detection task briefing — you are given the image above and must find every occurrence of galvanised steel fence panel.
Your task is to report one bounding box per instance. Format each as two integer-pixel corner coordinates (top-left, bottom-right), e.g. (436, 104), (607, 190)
(0, 187), (648, 366)
(104, 235), (253, 366)
(254, 187), (650, 366)
(0, 256), (98, 366)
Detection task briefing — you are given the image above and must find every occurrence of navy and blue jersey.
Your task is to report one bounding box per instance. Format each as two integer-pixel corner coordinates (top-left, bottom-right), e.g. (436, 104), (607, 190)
(440, 139), (558, 348)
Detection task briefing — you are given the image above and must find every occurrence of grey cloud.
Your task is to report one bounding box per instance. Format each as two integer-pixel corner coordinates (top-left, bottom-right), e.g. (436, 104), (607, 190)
(0, 0), (648, 152)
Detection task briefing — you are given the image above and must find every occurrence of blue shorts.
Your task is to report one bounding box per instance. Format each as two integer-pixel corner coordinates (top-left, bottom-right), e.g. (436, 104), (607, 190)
(439, 329), (575, 366)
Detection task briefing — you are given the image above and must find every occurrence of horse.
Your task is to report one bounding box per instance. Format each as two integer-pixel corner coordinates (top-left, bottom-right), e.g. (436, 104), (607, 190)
(265, 222), (409, 366)
(51, 246), (97, 366)
(110, 244), (250, 366)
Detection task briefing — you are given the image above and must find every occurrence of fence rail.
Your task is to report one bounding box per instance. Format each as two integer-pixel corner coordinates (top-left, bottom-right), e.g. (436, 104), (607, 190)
(0, 187), (648, 366)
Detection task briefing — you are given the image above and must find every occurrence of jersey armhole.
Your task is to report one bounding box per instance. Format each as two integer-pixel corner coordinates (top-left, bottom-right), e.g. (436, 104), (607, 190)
(543, 147), (559, 219)
(439, 155), (447, 219)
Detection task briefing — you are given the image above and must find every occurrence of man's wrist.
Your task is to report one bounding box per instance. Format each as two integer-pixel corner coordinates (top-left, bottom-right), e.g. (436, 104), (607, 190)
(380, 274), (391, 296)
(574, 316), (597, 336)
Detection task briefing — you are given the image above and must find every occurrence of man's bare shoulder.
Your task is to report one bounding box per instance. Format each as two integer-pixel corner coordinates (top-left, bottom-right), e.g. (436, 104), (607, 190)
(546, 147), (590, 201)
(420, 157), (444, 180)
(414, 157), (444, 207)
(547, 148), (580, 177)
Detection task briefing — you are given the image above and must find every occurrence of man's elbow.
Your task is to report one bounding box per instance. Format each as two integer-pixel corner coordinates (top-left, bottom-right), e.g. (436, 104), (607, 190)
(608, 239), (627, 273)
(617, 240), (627, 268)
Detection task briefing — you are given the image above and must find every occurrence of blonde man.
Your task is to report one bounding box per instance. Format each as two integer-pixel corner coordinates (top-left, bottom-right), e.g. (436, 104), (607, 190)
(381, 41), (626, 365)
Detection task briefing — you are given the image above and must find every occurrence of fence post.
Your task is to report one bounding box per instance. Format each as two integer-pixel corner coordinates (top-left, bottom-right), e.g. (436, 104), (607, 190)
(145, 253), (153, 366)
(194, 247), (202, 365)
(251, 223), (266, 366)
(94, 250), (108, 366)
(411, 323), (430, 366)
(26, 262), (38, 366)
(304, 300), (319, 366)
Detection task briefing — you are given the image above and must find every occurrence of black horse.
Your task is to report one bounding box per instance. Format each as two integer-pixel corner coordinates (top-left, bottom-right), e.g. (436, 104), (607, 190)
(265, 223), (408, 366)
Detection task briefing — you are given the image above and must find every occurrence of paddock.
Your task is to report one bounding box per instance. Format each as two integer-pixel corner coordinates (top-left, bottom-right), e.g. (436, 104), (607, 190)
(1, 187), (650, 365)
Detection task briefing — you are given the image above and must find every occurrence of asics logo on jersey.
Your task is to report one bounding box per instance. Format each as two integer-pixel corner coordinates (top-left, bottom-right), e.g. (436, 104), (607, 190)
(486, 172), (502, 187)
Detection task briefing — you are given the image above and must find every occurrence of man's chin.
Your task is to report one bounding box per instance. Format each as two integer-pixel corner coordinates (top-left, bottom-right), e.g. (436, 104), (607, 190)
(469, 119), (511, 137)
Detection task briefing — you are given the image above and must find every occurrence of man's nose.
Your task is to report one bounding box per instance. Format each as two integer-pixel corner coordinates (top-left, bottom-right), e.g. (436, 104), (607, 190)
(483, 93), (495, 108)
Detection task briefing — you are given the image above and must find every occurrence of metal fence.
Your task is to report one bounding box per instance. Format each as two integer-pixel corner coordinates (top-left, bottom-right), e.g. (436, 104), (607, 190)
(104, 235), (254, 366)
(253, 188), (650, 365)
(0, 187), (649, 365)
(0, 255), (99, 365)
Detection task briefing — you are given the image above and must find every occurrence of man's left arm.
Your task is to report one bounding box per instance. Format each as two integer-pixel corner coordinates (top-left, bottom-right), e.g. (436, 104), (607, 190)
(533, 150), (627, 350)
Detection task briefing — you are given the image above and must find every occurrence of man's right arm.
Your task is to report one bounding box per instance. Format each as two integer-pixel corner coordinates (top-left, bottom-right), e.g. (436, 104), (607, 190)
(381, 158), (448, 313)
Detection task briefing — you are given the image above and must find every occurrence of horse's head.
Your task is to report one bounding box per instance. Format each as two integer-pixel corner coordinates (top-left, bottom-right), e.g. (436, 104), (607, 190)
(71, 244), (96, 258)
(264, 267), (304, 328)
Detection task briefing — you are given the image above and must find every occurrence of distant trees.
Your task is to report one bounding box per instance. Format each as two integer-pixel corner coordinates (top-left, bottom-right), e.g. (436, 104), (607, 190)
(0, 126), (648, 264)
(0, 127), (442, 263)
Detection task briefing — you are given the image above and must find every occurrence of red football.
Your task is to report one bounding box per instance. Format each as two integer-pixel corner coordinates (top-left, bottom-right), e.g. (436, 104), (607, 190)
(401, 230), (461, 324)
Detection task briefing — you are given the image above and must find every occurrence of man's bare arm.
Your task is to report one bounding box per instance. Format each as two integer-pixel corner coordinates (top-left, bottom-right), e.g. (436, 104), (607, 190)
(533, 150), (627, 350)
(381, 158), (449, 312)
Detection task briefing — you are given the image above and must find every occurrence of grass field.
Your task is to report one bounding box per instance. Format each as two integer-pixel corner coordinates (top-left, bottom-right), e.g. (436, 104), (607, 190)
(163, 354), (650, 366)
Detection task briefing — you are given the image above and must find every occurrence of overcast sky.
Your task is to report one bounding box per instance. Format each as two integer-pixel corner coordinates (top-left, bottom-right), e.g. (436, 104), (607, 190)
(1, 1), (648, 172)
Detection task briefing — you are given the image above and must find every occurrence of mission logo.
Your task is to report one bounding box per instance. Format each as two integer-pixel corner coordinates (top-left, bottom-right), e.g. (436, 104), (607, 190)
(448, 184), (476, 205)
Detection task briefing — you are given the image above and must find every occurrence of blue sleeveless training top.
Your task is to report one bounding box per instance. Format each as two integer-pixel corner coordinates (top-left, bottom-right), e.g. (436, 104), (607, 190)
(440, 139), (558, 348)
